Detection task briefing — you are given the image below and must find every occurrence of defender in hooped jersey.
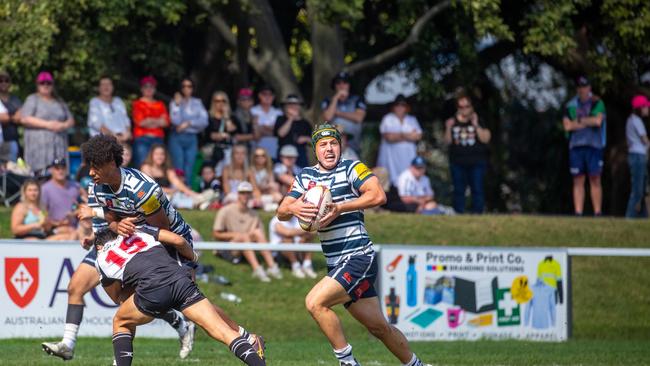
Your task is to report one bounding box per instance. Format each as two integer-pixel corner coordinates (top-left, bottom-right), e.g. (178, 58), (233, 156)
(277, 124), (431, 366)
(93, 226), (265, 366)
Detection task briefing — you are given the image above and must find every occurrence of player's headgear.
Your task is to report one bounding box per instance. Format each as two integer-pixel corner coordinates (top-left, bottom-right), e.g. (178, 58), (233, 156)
(311, 123), (341, 148)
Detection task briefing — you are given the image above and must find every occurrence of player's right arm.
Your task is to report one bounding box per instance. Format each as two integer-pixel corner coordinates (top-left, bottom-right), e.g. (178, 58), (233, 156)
(277, 177), (318, 222)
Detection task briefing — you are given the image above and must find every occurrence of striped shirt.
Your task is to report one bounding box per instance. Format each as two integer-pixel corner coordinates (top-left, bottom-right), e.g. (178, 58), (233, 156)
(288, 159), (375, 265)
(88, 167), (192, 240)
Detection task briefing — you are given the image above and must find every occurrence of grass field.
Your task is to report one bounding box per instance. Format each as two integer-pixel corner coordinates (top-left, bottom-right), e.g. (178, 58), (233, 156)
(1, 208), (649, 365)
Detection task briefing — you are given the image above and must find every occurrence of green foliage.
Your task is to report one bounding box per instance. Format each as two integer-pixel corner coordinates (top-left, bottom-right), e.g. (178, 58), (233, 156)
(306, 0), (365, 29)
(521, 1), (581, 56)
(457, 0), (514, 41)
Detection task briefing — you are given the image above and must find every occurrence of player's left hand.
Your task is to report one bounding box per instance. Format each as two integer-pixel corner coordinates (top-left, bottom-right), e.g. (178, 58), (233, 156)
(319, 203), (340, 228)
(116, 217), (138, 236)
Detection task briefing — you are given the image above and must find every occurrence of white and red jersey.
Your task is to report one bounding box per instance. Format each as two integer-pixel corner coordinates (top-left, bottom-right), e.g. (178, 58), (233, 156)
(95, 231), (160, 282)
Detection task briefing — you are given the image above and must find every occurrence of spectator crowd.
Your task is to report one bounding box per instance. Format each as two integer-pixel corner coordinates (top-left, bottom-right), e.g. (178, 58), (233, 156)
(1, 68), (649, 262)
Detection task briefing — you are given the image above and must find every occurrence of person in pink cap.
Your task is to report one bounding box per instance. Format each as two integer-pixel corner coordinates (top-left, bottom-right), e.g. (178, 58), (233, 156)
(132, 75), (170, 168)
(625, 94), (650, 218)
(233, 87), (256, 148)
(20, 71), (75, 174)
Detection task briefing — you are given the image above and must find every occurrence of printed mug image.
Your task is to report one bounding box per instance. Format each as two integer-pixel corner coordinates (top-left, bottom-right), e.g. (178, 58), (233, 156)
(447, 307), (465, 329)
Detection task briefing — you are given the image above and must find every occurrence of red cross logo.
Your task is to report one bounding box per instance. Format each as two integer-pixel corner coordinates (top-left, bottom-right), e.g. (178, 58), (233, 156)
(4, 258), (39, 308)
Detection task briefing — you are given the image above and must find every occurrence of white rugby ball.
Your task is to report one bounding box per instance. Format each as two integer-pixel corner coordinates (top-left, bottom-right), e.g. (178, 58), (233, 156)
(299, 185), (333, 232)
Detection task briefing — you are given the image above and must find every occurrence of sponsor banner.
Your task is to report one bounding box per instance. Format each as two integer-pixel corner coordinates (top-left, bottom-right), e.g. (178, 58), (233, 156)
(1, 242), (177, 339)
(380, 246), (569, 341)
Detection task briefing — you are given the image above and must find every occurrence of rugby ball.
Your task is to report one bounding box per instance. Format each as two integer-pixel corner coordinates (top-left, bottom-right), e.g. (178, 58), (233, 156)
(299, 185), (333, 232)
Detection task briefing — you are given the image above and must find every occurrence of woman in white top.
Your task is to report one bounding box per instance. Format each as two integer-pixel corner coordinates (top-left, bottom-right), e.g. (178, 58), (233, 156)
(376, 94), (422, 186)
(87, 76), (131, 142)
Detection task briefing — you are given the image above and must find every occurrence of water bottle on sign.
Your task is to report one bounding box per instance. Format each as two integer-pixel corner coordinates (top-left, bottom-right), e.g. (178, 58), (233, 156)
(406, 255), (417, 307)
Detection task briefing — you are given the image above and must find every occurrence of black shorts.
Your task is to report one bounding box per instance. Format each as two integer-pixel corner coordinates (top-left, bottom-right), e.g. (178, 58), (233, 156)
(82, 247), (98, 266)
(327, 251), (378, 308)
(133, 275), (206, 317)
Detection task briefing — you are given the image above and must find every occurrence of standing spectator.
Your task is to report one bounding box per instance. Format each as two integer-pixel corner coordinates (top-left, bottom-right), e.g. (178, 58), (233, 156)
(377, 94), (422, 185)
(233, 88), (256, 148)
(204, 91), (238, 173)
(274, 94), (312, 168)
(268, 214), (317, 279)
(169, 78), (208, 184)
(625, 95), (650, 218)
(321, 71), (367, 155)
(40, 159), (84, 238)
(251, 85), (283, 160)
(444, 90), (491, 214)
(87, 76), (131, 142)
(0, 71), (23, 162)
(20, 71), (75, 174)
(274, 145), (301, 194)
(562, 76), (606, 216)
(132, 76), (169, 168)
(213, 181), (282, 282)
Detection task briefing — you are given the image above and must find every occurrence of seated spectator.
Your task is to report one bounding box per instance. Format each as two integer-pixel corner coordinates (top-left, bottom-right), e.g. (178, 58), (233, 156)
(222, 143), (259, 204)
(339, 129), (360, 161)
(87, 76), (131, 142)
(40, 159), (90, 239)
(140, 144), (199, 208)
(11, 179), (68, 240)
(132, 76), (169, 168)
(396, 156), (452, 215)
(377, 94), (422, 186)
(212, 182), (282, 282)
(274, 94), (311, 168)
(250, 147), (282, 209)
(268, 213), (316, 279)
(198, 163), (222, 194)
(274, 145), (301, 194)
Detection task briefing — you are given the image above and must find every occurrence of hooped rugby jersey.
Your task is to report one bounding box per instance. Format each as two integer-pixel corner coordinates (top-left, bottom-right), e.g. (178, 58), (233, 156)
(88, 167), (192, 239)
(288, 159), (375, 266)
(95, 229), (160, 283)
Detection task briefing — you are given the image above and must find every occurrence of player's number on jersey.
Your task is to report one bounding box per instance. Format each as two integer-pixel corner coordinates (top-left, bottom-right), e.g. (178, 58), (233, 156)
(105, 236), (148, 268)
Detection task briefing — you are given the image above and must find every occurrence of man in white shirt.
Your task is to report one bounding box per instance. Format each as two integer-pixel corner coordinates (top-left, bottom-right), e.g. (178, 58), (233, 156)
(251, 85), (283, 160)
(396, 156), (435, 213)
(268, 215), (316, 279)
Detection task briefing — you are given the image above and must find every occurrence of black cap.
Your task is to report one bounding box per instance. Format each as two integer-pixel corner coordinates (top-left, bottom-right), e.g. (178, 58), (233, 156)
(393, 94), (408, 105)
(257, 84), (274, 94)
(411, 156), (426, 168)
(576, 76), (590, 87)
(281, 94), (303, 105)
(331, 71), (351, 89)
(48, 158), (67, 168)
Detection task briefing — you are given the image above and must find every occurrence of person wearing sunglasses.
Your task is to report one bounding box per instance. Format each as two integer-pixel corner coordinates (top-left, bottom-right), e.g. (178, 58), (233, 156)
(0, 71), (23, 162)
(444, 89), (491, 214)
(204, 91), (238, 175)
(132, 75), (170, 169)
(169, 78), (208, 185)
(87, 76), (131, 143)
(20, 71), (75, 174)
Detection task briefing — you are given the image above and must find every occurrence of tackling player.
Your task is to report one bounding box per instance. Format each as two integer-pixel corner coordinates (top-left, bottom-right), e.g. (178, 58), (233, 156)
(277, 124), (431, 366)
(42, 135), (254, 360)
(93, 226), (265, 366)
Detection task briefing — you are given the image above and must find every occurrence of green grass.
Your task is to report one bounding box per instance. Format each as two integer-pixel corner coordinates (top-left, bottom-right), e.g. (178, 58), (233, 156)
(1, 208), (649, 364)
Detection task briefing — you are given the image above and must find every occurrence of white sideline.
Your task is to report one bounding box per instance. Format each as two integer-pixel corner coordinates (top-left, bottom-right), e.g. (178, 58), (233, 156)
(1, 239), (649, 256)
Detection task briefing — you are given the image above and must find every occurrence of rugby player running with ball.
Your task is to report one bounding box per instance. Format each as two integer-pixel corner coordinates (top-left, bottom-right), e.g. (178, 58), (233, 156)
(277, 124), (431, 366)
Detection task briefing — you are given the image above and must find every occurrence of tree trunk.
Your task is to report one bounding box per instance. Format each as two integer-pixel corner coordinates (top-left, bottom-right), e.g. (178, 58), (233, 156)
(308, 15), (344, 124)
